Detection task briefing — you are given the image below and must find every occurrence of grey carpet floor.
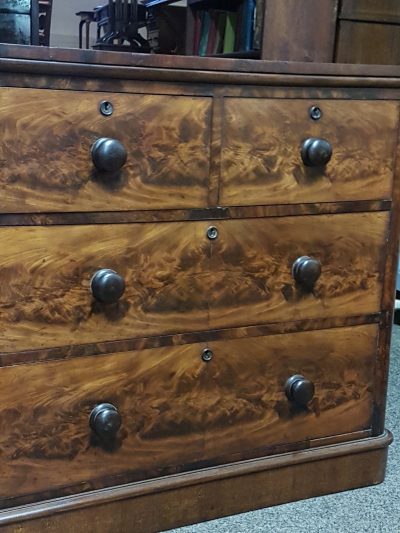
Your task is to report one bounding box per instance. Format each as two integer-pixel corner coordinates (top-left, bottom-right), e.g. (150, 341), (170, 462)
(167, 325), (400, 533)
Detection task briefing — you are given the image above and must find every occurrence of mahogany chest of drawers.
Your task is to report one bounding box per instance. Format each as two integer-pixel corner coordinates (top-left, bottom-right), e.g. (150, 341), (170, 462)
(0, 47), (399, 532)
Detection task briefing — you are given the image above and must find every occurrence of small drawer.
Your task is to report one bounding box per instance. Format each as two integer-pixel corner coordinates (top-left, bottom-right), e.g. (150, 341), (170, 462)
(0, 324), (377, 505)
(0, 212), (388, 353)
(220, 99), (398, 206)
(0, 88), (212, 212)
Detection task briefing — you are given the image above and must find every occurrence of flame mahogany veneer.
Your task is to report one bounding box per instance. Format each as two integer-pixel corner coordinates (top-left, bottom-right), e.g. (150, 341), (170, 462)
(0, 45), (399, 533)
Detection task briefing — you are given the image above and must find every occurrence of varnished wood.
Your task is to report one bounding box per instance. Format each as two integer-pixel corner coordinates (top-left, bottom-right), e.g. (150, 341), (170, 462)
(0, 431), (392, 531)
(0, 200), (389, 226)
(0, 314), (381, 368)
(373, 118), (400, 434)
(4, 56), (400, 89)
(0, 325), (378, 505)
(0, 51), (397, 529)
(0, 213), (387, 353)
(340, 0), (400, 23)
(220, 99), (398, 206)
(0, 88), (211, 213)
(261, 0), (338, 62)
(336, 21), (400, 65)
(3, 43), (400, 80)
(208, 212), (388, 329)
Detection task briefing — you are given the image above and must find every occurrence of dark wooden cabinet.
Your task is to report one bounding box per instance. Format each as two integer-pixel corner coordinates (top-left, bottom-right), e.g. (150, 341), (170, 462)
(248, 0), (400, 64)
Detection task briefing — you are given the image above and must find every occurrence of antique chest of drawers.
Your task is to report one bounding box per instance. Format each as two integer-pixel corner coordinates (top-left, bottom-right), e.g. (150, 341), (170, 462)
(0, 47), (399, 532)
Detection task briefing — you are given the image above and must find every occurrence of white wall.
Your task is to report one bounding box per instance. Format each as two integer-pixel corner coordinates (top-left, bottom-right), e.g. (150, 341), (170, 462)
(51, 0), (98, 48)
(51, 0), (187, 49)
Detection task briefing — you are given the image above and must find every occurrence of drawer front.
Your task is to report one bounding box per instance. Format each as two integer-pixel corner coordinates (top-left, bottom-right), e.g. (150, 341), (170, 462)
(207, 212), (388, 330)
(0, 325), (377, 502)
(0, 212), (387, 352)
(0, 222), (211, 352)
(220, 99), (398, 206)
(0, 88), (211, 212)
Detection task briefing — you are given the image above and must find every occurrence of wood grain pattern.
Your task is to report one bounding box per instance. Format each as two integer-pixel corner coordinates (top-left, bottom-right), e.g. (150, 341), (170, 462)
(0, 213), (387, 353)
(4, 56), (400, 91)
(340, 0), (400, 22)
(0, 325), (378, 503)
(0, 199), (390, 227)
(1, 43), (400, 79)
(208, 212), (388, 330)
(220, 99), (398, 206)
(373, 119), (400, 434)
(0, 88), (211, 212)
(336, 21), (400, 65)
(262, 0), (338, 62)
(0, 314), (381, 368)
(0, 431), (391, 523)
(0, 222), (211, 352)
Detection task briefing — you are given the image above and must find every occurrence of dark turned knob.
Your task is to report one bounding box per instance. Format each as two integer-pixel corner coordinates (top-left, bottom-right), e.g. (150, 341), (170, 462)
(285, 375), (315, 406)
(91, 137), (127, 173)
(292, 256), (321, 289)
(89, 403), (121, 439)
(91, 269), (125, 304)
(301, 138), (332, 167)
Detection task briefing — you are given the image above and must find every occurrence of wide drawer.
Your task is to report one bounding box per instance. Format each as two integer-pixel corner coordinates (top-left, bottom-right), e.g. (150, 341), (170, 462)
(0, 212), (387, 352)
(0, 324), (377, 504)
(220, 99), (398, 206)
(0, 88), (211, 212)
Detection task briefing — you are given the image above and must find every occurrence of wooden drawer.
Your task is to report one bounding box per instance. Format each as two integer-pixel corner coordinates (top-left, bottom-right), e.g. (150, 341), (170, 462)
(0, 212), (387, 353)
(0, 88), (211, 212)
(220, 99), (398, 206)
(207, 212), (388, 330)
(0, 324), (377, 504)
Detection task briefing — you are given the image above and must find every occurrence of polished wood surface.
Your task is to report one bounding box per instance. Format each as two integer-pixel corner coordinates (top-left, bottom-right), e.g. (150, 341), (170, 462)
(262, 0), (338, 62)
(340, 0), (400, 23)
(0, 325), (377, 503)
(0, 43), (399, 78)
(336, 21), (400, 65)
(0, 88), (211, 212)
(0, 212), (387, 353)
(220, 99), (398, 206)
(0, 199), (390, 227)
(209, 213), (388, 328)
(0, 314), (380, 368)
(0, 432), (391, 531)
(0, 49), (396, 530)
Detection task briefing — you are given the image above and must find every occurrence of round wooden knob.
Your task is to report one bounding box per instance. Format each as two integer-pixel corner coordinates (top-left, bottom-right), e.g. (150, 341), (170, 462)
(91, 269), (125, 304)
(301, 138), (332, 167)
(285, 375), (315, 406)
(89, 403), (122, 439)
(91, 137), (127, 173)
(292, 256), (321, 288)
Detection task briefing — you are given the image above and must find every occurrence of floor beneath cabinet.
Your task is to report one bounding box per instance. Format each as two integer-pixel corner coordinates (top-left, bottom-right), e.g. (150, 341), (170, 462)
(169, 326), (400, 533)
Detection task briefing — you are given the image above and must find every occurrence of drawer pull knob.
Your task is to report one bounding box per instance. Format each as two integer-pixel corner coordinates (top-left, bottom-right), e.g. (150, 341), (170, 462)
(301, 138), (332, 167)
(91, 269), (125, 304)
(285, 375), (315, 406)
(91, 137), (127, 173)
(89, 403), (122, 439)
(292, 256), (321, 289)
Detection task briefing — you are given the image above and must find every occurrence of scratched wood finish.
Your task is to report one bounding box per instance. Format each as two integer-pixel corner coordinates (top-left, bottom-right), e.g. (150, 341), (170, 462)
(0, 212), (388, 353)
(0, 88), (211, 212)
(0, 325), (377, 503)
(220, 99), (398, 206)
